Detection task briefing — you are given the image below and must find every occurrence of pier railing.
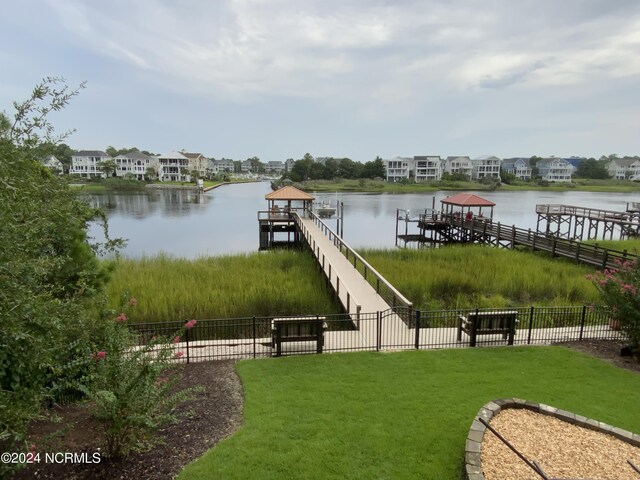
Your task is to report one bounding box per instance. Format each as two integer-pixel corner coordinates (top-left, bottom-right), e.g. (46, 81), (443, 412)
(536, 204), (635, 222)
(297, 210), (414, 321)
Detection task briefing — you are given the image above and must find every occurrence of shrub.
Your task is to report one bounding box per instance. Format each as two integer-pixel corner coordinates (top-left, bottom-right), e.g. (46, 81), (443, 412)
(87, 296), (200, 457)
(588, 259), (640, 358)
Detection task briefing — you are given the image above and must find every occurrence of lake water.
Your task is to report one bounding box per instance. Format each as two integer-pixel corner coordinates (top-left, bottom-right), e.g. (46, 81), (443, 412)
(86, 182), (636, 258)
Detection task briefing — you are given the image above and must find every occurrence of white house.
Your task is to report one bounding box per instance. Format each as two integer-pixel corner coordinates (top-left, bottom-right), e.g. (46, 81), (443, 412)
(536, 157), (572, 182)
(501, 158), (532, 180)
(69, 150), (112, 179)
(414, 155), (442, 181)
(443, 156), (473, 179)
(114, 151), (158, 180)
(157, 151), (191, 182)
(384, 157), (413, 182)
(607, 157), (640, 180)
(265, 161), (285, 174)
(42, 155), (64, 174)
(472, 156), (502, 180)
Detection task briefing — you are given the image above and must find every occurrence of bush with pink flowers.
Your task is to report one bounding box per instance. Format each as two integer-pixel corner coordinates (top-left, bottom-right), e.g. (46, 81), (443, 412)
(588, 258), (640, 358)
(88, 296), (200, 457)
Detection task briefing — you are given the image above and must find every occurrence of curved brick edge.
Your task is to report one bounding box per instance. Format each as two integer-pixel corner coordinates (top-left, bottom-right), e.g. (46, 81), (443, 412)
(464, 398), (640, 480)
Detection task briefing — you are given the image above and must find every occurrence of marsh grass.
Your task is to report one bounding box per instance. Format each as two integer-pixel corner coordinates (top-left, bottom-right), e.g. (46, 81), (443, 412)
(359, 245), (599, 310)
(106, 251), (341, 324)
(586, 238), (640, 253)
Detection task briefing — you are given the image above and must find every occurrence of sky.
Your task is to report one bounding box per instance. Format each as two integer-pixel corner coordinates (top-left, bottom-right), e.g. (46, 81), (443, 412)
(1, 0), (639, 162)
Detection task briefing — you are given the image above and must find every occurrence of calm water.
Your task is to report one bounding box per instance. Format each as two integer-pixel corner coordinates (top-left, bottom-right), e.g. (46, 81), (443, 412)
(86, 182), (636, 258)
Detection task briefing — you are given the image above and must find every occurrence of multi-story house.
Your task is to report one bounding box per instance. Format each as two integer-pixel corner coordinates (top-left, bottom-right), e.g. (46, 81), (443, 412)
(472, 156), (502, 180)
(265, 161), (285, 174)
(114, 151), (158, 180)
(384, 157), (413, 182)
(501, 158), (532, 180)
(69, 150), (112, 179)
(443, 156), (473, 179)
(536, 157), (572, 182)
(157, 151), (191, 182)
(181, 152), (209, 179)
(607, 157), (640, 179)
(241, 160), (254, 173)
(42, 155), (64, 174)
(414, 155), (442, 182)
(285, 158), (295, 172)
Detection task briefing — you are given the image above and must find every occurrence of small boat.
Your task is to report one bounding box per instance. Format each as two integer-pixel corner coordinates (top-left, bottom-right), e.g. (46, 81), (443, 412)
(316, 201), (336, 218)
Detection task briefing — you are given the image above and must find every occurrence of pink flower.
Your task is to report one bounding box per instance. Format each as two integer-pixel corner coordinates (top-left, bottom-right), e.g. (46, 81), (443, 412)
(172, 335), (180, 344)
(175, 351), (184, 359)
(116, 312), (127, 323)
(94, 351), (106, 361)
(128, 297), (138, 307)
(184, 319), (197, 329)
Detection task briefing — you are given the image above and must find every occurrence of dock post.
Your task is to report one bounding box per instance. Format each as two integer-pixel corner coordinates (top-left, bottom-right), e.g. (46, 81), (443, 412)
(414, 310), (421, 349)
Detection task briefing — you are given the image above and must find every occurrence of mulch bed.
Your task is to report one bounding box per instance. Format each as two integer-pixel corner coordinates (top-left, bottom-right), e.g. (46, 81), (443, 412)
(12, 341), (639, 479)
(14, 360), (243, 480)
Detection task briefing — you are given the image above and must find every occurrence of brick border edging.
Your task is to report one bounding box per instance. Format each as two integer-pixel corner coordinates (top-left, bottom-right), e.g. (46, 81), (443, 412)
(464, 398), (640, 480)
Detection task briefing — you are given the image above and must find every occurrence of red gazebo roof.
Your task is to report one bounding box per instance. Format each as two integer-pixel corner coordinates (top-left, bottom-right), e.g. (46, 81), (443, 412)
(440, 193), (495, 207)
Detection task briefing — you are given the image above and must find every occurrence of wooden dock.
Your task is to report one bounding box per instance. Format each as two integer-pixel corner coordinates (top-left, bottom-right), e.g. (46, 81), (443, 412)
(293, 212), (414, 349)
(536, 204), (640, 240)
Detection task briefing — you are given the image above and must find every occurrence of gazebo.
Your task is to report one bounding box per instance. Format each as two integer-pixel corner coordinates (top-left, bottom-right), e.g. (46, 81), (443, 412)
(440, 193), (495, 220)
(265, 186), (315, 215)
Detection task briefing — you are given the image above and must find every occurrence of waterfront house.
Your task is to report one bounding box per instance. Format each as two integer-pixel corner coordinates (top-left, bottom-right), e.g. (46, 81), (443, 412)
(157, 151), (191, 182)
(114, 151), (158, 180)
(42, 155), (63, 174)
(607, 157), (640, 179)
(564, 156), (586, 174)
(443, 156), (473, 179)
(414, 155), (442, 181)
(536, 157), (572, 182)
(265, 161), (285, 174)
(210, 159), (235, 175)
(181, 151), (209, 179)
(471, 155), (502, 180)
(384, 157), (413, 182)
(501, 158), (532, 180)
(70, 150), (112, 179)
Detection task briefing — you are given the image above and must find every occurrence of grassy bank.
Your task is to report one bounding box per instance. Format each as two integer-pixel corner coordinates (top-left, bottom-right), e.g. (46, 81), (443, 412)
(359, 246), (599, 309)
(106, 251), (341, 323)
(178, 348), (640, 480)
(586, 238), (640, 253)
(301, 178), (640, 193)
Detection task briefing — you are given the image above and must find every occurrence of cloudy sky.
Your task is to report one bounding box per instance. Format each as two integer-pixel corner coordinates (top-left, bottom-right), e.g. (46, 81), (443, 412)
(1, 0), (639, 161)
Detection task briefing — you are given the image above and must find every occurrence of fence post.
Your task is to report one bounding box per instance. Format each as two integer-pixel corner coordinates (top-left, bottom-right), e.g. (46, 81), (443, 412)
(601, 250), (608, 270)
(579, 305), (586, 341)
(552, 237), (557, 257)
(527, 306), (534, 344)
(414, 310), (420, 349)
(252, 316), (256, 358)
(316, 315), (323, 354)
(376, 311), (381, 351)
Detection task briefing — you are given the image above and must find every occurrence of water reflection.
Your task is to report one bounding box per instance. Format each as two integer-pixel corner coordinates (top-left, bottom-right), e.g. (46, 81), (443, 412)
(86, 183), (637, 258)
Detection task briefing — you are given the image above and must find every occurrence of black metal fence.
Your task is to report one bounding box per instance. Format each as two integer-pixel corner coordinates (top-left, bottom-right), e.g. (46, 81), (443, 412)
(129, 305), (625, 362)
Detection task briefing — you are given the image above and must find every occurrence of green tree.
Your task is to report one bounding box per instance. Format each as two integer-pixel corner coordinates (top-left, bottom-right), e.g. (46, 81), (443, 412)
(362, 157), (385, 179)
(99, 158), (117, 177)
(338, 158), (360, 178)
(576, 158), (610, 179)
(0, 78), (114, 471)
(323, 158), (338, 179)
(52, 142), (74, 171)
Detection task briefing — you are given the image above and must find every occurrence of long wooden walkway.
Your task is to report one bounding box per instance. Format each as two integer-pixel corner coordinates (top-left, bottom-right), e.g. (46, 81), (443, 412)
(446, 217), (637, 270)
(293, 212), (413, 349)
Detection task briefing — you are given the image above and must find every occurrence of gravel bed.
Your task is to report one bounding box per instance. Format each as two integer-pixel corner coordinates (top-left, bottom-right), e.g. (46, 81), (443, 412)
(481, 408), (640, 480)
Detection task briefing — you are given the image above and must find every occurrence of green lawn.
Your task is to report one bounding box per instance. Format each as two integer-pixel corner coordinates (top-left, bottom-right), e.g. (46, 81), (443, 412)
(178, 347), (640, 480)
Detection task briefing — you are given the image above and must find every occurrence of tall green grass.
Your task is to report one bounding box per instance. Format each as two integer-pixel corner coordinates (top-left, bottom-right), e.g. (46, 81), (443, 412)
(106, 251), (341, 323)
(360, 245), (600, 309)
(586, 238), (640, 253)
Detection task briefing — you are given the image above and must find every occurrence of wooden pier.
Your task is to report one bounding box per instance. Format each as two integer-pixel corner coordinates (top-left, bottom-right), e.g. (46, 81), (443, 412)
(536, 204), (640, 240)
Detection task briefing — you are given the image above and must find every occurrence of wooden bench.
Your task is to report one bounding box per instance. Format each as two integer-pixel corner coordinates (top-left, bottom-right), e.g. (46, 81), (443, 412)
(456, 310), (518, 347)
(271, 317), (326, 356)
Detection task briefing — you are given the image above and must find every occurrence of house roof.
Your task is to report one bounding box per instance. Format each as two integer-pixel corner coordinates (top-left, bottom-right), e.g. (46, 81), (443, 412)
(158, 151), (189, 160)
(265, 186), (315, 201)
(441, 193), (495, 207)
(116, 151), (152, 160)
(75, 150), (109, 157)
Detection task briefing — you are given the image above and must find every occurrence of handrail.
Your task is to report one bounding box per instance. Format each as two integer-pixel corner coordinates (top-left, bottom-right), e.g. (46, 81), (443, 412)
(291, 212), (362, 318)
(535, 204), (636, 222)
(294, 210), (413, 313)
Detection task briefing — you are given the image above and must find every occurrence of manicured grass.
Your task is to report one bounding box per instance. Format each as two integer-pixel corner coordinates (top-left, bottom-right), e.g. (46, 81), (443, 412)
(359, 245), (599, 309)
(178, 347), (640, 480)
(106, 251), (341, 323)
